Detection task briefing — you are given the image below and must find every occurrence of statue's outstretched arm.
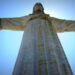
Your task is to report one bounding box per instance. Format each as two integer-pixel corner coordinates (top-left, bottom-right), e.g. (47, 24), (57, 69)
(51, 17), (75, 32)
(0, 16), (29, 31)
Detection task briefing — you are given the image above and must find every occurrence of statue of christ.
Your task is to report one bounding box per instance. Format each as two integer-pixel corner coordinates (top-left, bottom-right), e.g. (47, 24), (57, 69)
(0, 3), (74, 75)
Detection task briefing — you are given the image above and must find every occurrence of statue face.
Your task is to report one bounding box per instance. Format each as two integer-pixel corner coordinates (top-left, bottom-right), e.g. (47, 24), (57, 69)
(33, 3), (44, 14)
(34, 4), (42, 11)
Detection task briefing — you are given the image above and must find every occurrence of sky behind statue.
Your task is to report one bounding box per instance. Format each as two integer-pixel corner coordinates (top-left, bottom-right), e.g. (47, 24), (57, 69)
(0, 0), (75, 75)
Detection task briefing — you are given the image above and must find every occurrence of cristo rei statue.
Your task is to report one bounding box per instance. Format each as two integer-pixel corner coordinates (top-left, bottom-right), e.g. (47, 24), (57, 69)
(0, 3), (75, 75)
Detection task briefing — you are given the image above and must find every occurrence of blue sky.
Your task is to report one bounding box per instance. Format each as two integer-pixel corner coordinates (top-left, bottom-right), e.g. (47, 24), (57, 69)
(0, 0), (75, 75)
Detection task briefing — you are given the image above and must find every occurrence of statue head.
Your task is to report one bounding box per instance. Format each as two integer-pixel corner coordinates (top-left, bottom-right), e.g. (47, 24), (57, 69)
(33, 3), (44, 14)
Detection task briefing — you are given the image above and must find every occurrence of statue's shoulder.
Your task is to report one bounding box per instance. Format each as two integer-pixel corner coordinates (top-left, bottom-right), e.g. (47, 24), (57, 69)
(19, 13), (50, 22)
(27, 13), (50, 20)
